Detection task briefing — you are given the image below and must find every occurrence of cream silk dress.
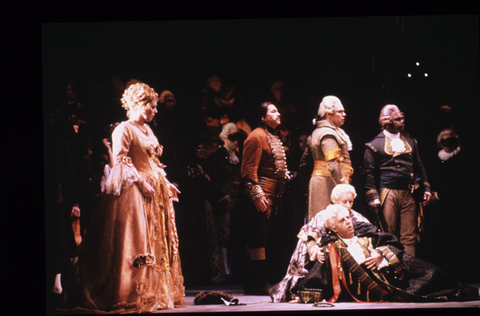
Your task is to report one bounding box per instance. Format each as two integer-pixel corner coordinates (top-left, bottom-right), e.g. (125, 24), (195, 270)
(78, 121), (186, 313)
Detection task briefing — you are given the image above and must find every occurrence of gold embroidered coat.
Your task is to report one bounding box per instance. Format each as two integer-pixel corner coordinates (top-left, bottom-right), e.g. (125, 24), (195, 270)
(241, 127), (288, 202)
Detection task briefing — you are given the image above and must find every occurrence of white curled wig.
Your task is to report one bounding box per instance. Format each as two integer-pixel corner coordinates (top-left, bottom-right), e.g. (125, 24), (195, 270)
(330, 184), (357, 204)
(219, 122), (239, 140)
(436, 128), (458, 145)
(318, 95), (342, 118)
(323, 204), (349, 231)
(120, 82), (159, 117)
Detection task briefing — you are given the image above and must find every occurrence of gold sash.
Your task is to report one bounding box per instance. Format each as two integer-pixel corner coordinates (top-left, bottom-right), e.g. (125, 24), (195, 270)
(312, 160), (354, 181)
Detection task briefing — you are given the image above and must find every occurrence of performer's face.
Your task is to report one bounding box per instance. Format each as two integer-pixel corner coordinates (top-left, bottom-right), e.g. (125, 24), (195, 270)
(142, 102), (158, 122)
(333, 208), (354, 238)
(331, 104), (346, 127)
(298, 134), (308, 151)
(440, 135), (457, 153)
(337, 192), (354, 211)
(263, 104), (281, 129)
(66, 84), (76, 100)
(164, 96), (176, 110)
(224, 130), (240, 151)
(388, 111), (405, 133)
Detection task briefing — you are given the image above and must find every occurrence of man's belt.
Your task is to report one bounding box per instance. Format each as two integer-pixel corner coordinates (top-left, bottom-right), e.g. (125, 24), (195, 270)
(312, 160), (354, 182)
(258, 176), (285, 198)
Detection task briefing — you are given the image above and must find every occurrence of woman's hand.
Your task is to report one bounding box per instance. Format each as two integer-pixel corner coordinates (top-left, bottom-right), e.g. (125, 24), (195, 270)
(365, 250), (383, 270)
(102, 138), (112, 150)
(168, 183), (181, 202)
(139, 179), (155, 204)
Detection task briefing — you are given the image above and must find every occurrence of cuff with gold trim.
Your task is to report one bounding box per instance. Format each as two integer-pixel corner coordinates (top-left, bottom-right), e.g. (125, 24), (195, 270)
(245, 181), (264, 201)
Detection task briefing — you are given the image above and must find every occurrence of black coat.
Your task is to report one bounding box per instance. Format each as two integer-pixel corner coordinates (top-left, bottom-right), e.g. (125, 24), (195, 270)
(363, 132), (430, 204)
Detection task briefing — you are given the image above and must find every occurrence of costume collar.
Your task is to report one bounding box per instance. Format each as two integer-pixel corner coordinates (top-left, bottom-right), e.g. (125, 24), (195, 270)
(383, 129), (400, 139)
(438, 146), (461, 161)
(317, 120), (353, 151)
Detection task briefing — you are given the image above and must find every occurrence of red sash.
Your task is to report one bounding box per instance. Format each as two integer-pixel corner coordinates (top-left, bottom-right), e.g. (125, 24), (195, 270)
(327, 242), (366, 303)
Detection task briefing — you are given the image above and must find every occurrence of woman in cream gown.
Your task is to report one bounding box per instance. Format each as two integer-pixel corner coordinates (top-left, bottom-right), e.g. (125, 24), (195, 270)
(77, 82), (186, 313)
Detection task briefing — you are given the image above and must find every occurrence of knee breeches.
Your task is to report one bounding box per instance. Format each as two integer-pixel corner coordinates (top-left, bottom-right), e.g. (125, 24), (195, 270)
(381, 189), (417, 246)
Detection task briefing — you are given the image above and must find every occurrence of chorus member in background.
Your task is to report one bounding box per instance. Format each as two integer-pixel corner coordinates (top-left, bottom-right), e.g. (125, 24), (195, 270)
(207, 122), (243, 282)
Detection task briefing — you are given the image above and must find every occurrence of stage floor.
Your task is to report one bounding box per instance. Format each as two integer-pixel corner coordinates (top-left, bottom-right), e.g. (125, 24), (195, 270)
(51, 282), (480, 315)
(164, 283), (480, 315)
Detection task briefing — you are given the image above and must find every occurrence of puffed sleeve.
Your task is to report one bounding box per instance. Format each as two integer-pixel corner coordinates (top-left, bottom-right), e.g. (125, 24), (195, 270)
(104, 123), (141, 196)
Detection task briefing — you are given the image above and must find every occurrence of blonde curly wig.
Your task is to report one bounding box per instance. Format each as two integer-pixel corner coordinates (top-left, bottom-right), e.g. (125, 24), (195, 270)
(120, 82), (159, 117)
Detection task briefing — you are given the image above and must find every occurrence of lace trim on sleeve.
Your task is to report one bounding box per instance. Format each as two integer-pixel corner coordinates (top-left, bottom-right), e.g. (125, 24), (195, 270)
(104, 156), (141, 196)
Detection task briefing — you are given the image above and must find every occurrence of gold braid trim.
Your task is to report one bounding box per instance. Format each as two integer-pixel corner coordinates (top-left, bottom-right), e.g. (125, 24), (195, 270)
(335, 240), (390, 301)
(377, 246), (404, 280)
(380, 188), (390, 206)
(266, 135), (288, 180)
(245, 181), (264, 201)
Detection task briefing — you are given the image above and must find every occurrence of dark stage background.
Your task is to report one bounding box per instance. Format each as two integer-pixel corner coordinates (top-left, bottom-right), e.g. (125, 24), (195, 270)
(42, 15), (480, 166)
